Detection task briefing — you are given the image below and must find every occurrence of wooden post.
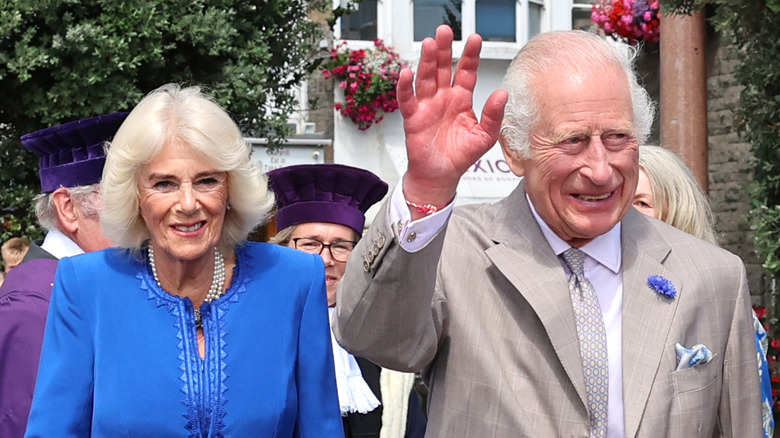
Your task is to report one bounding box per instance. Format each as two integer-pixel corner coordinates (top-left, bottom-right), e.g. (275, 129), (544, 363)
(659, 10), (709, 192)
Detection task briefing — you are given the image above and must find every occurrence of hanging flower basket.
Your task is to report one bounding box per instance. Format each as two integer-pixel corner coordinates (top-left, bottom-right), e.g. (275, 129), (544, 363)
(591, 0), (661, 45)
(322, 39), (406, 131)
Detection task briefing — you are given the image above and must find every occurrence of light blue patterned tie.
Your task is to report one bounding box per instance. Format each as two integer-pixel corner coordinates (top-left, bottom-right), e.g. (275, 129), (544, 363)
(562, 248), (609, 438)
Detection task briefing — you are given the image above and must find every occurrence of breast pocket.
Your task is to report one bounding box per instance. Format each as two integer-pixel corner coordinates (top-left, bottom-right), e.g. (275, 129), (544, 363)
(668, 359), (720, 436)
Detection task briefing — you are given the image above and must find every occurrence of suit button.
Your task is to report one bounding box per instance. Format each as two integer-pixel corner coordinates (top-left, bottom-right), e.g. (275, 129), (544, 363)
(406, 232), (417, 243)
(363, 259), (371, 272)
(377, 233), (386, 247)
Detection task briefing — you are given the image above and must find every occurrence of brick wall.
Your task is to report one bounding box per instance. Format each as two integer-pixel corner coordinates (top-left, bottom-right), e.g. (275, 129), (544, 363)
(704, 31), (764, 300)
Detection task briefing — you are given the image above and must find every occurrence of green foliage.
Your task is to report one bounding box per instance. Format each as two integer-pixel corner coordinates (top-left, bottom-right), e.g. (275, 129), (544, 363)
(664, 0), (780, 272)
(0, 0), (332, 242)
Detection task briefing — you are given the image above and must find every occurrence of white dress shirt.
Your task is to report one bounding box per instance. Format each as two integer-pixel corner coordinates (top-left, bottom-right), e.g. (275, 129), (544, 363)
(40, 228), (84, 259)
(389, 181), (626, 438)
(528, 196), (626, 438)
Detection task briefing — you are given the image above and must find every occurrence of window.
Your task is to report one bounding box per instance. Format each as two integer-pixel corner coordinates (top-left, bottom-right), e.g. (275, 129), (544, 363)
(406, 0), (549, 57)
(415, 0), (462, 41)
(571, 1), (597, 32)
(476, 0), (515, 42)
(527, 0), (543, 39)
(334, 0), (576, 60)
(340, 0), (379, 40)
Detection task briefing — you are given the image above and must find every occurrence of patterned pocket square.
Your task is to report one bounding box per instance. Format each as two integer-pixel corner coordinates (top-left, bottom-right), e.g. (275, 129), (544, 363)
(675, 343), (714, 371)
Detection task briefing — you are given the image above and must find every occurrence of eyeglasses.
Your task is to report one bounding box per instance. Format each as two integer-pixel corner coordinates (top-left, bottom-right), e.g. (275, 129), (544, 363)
(292, 238), (357, 262)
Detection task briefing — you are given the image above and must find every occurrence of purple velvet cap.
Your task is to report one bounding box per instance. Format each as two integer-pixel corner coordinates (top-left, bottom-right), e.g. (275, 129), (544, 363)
(267, 164), (389, 234)
(21, 112), (128, 193)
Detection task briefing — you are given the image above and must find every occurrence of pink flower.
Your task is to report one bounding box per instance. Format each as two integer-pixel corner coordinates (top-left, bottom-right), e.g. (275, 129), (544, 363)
(321, 38), (406, 130)
(592, 0), (660, 44)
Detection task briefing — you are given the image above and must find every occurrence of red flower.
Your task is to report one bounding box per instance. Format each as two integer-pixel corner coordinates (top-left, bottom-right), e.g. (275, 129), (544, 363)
(321, 39), (406, 130)
(592, 0), (661, 45)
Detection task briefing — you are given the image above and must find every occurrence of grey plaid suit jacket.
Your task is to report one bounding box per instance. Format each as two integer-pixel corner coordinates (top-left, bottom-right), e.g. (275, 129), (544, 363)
(334, 181), (761, 437)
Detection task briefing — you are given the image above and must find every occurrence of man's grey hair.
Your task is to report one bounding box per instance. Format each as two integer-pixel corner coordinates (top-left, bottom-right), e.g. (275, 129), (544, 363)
(33, 184), (101, 231)
(501, 30), (656, 158)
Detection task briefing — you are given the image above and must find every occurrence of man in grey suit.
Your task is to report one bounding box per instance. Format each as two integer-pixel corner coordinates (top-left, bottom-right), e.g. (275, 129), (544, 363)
(334, 25), (762, 437)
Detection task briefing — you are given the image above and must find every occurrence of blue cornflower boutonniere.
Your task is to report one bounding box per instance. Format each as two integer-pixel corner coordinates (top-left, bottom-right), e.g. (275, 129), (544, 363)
(647, 275), (676, 299)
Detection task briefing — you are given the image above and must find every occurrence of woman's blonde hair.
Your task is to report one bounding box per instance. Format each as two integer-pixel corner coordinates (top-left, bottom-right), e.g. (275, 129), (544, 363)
(268, 225), (296, 246)
(101, 83), (275, 252)
(638, 145), (718, 244)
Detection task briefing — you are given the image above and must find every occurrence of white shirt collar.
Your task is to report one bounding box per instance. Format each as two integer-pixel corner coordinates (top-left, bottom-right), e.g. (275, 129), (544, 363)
(526, 193), (622, 274)
(40, 228), (84, 259)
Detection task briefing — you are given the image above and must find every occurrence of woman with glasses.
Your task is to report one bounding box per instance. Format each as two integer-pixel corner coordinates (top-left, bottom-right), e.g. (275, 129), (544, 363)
(268, 164), (427, 438)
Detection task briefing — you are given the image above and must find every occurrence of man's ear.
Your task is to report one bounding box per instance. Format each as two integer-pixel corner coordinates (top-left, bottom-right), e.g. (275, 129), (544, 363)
(499, 134), (526, 177)
(50, 188), (79, 234)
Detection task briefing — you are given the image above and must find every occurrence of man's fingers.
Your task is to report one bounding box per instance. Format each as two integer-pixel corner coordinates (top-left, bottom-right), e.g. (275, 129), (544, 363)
(452, 33), (482, 93)
(398, 68), (418, 120)
(478, 89), (509, 141)
(415, 37), (439, 101)
(435, 25), (454, 91)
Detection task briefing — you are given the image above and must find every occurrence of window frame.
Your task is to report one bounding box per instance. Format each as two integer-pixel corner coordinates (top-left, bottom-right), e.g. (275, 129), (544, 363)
(333, 0), (580, 60)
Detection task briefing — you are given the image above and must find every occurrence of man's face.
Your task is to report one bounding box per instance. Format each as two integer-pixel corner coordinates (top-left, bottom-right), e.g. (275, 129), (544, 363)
(505, 65), (639, 247)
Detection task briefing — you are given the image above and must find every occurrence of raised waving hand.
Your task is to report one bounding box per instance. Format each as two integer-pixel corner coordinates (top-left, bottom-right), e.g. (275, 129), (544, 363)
(399, 25), (508, 218)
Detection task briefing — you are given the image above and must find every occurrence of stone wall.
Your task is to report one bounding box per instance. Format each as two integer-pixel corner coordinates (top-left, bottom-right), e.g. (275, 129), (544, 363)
(307, 20), (336, 162)
(705, 31), (764, 300)
(307, 67), (335, 162)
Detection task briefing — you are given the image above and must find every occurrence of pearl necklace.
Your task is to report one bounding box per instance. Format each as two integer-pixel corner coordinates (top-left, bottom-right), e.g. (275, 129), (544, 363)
(147, 245), (226, 328)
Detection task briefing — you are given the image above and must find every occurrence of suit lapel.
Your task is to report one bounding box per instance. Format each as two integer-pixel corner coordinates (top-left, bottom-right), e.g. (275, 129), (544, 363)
(484, 182), (589, 411)
(480, 185), (683, 430)
(620, 210), (682, 438)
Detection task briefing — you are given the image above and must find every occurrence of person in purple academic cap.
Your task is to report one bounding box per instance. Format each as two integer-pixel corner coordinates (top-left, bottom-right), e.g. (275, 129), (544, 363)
(0, 112), (127, 438)
(268, 164), (427, 438)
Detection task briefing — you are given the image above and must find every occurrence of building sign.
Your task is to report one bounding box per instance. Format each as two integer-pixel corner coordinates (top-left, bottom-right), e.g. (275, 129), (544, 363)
(456, 144), (521, 204)
(246, 138), (329, 173)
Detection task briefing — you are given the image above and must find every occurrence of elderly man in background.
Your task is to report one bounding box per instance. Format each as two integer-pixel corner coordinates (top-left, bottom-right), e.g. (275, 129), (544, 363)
(334, 25), (761, 437)
(0, 112), (126, 438)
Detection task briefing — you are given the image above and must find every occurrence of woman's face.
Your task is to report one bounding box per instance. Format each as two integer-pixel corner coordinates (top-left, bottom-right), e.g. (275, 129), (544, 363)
(632, 168), (656, 218)
(286, 222), (356, 307)
(138, 140), (229, 264)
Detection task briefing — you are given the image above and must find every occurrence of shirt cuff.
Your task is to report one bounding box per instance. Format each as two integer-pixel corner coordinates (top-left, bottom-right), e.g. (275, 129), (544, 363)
(388, 180), (454, 253)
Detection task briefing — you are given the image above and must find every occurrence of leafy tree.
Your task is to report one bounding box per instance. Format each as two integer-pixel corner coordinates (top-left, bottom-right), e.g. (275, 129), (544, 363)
(0, 0), (331, 242)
